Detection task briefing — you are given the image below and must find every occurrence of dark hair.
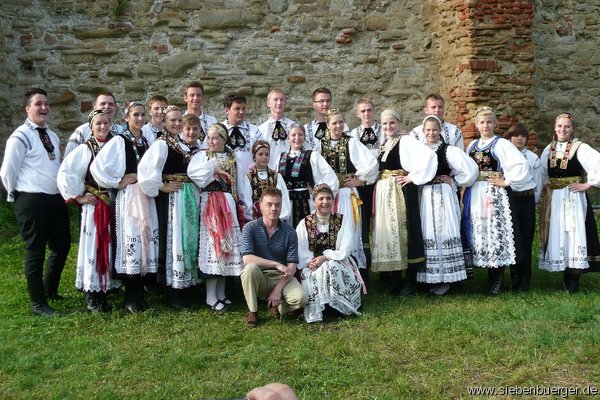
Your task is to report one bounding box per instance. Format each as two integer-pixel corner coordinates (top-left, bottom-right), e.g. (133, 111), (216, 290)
(504, 123), (529, 140)
(260, 186), (282, 201)
(223, 92), (247, 109)
(424, 93), (444, 105)
(182, 114), (200, 127)
(24, 87), (47, 107)
(312, 87), (332, 101)
(185, 81), (204, 95)
(148, 95), (169, 107)
(252, 139), (270, 157)
(95, 92), (116, 105)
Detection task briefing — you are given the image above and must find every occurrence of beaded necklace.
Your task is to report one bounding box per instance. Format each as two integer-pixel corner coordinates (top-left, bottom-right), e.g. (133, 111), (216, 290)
(279, 149), (306, 178)
(123, 126), (146, 163)
(549, 137), (574, 169)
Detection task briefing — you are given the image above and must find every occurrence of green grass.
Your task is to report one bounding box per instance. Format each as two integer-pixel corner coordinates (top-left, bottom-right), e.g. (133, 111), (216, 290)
(1, 201), (599, 399)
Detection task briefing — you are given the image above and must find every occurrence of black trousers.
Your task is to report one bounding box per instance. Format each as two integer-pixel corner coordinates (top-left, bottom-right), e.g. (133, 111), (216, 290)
(14, 192), (71, 305)
(511, 192), (536, 271)
(356, 183), (374, 269)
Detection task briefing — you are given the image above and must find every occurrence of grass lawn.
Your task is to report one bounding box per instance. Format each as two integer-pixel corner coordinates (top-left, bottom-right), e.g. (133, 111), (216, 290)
(1, 201), (599, 399)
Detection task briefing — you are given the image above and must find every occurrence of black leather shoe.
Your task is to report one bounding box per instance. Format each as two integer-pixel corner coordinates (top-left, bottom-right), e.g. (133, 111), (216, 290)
(563, 274), (580, 294)
(485, 272), (503, 296)
(32, 303), (61, 317)
(47, 293), (66, 301)
(123, 300), (143, 313)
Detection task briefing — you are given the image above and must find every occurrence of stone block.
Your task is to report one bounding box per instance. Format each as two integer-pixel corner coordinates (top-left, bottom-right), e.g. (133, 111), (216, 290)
(307, 33), (328, 43)
(159, 52), (198, 77)
(73, 28), (129, 39)
(17, 52), (48, 62)
(376, 29), (407, 42)
(287, 75), (305, 83)
(80, 101), (93, 113)
(47, 65), (71, 79)
(169, 35), (184, 45)
(137, 64), (161, 77)
(49, 89), (75, 105)
(107, 65), (133, 77)
(62, 48), (119, 56)
(364, 15), (389, 31)
(20, 33), (33, 46)
(56, 119), (83, 131)
(269, 0), (288, 13)
(43, 33), (57, 47)
(124, 80), (148, 93)
(77, 83), (112, 95)
(197, 10), (244, 29)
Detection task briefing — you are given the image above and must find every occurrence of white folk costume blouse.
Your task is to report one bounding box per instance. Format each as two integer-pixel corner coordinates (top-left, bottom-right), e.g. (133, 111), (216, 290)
(1, 119), (62, 201)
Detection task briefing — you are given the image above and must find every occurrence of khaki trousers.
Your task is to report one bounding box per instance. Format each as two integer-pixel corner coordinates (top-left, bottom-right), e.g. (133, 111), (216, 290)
(241, 263), (308, 314)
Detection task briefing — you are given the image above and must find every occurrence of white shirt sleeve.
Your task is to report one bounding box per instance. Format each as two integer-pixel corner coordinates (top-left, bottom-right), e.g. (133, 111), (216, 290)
(187, 152), (218, 188)
(277, 173), (291, 222)
(0, 132), (27, 201)
(296, 219), (312, 270)
(398, 135), (437, 185)
(348, 137), (379, 185)
(137, 140), (168, 197)
(446, 145), (479, 187)
(57, 144), (92, 200)
(310, 151), (339, 194)
(578, 142), (600, 187)
(494, 138), (529, 191)
(90, 136), (126, 188)
(323, 213), (353, 261)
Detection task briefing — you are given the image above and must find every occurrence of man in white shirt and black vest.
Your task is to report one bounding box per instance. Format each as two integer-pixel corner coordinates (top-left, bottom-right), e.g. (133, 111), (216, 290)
(0, 88), (71, 316)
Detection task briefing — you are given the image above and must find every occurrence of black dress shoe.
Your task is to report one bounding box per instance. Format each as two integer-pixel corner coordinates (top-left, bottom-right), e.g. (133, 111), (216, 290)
(563, 274), (580, 294)
(47, 293), (66, 301)
(123, 300), (143, 313)
(32, 304), (61, 317)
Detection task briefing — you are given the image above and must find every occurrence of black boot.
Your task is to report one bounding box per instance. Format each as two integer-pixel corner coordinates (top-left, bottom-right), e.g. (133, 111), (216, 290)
(166, 287), (190, 310)
(85, 292), (101, 312)
(123, 278), (143, 313)
(518, 264), (531, 292)
(509, 265), (521, 291)
(485, 268), (503, 295)
(386, 271), (402, 295)
(32, 303), (60, 316)
(97, 291), (112, 312)
(44, 273), (64, 301)
(85, 291), (111, 313)
(137, 280), (149, 310)
(399, 269), (417, 296)
(563, 270), (580, 294)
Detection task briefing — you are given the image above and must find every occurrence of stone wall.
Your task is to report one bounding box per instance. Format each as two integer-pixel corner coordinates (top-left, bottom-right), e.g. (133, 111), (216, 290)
(0, 0), (599, 158)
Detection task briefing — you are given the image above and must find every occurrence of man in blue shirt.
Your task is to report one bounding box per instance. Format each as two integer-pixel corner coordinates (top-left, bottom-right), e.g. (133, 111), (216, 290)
(240, 187), (308, 327)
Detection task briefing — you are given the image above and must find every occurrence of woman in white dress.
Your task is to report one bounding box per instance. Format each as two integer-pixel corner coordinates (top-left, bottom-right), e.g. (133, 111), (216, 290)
(276, 124), (338, 228)
(239, 140), (291, 221)
(297, 184), (364, 323)
(462, 107), (529, 295)
(138, 107), (201, 309)
(416, 116), (478, 295)
(187, 123), (246, 312)
(91, 101), (159, 313)
(57, 109), (118, 312)
(539, 112), (600, 293)
(313, 108), (379, 275)
(371, 109), (437, 295)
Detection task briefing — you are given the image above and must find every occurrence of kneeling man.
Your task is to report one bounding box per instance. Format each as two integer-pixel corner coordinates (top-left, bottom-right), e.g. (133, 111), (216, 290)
(241, 187), (308, 327)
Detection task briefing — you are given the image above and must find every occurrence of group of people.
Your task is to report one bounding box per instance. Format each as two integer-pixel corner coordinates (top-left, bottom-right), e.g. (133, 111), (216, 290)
(1, 84), (599, 327)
